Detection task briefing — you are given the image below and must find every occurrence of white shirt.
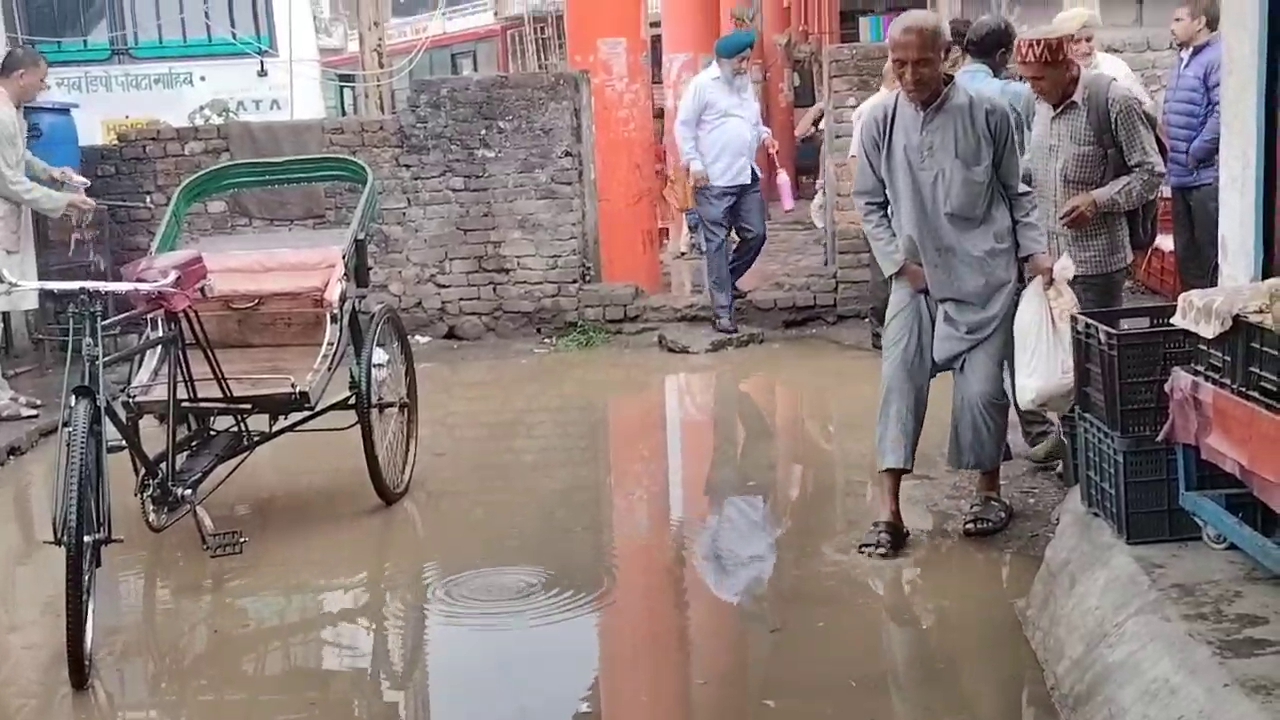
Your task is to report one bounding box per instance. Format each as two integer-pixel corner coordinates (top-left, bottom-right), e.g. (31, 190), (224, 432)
(1091, 51), (1154, 112)
(675, 63), (772, 187)
(847, 86), (895, 159)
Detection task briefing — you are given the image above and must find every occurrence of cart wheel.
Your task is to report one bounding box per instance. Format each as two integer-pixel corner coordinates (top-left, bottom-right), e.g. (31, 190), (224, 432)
(357, 305), (419, 505)
(1201, 524), (1234, 551)
(63, 395), (103, 690)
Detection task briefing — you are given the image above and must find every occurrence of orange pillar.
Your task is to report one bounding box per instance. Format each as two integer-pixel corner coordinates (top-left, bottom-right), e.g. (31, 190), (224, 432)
(598, 385), (689, 720)
(681, 373), (753, 719)
(567, 0), (662, 292)
(762, 0), (795, 191)
(661, 0), (717, 168)
(718, 0), (738, 33)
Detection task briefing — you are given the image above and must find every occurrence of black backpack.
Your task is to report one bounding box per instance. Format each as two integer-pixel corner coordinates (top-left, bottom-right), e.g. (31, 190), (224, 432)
(1082, 73), (1167, 253)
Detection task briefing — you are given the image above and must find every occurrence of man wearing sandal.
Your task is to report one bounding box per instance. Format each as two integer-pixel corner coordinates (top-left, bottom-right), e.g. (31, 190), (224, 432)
(0, 47), (98, 421)
(851, 11), (1052, 558)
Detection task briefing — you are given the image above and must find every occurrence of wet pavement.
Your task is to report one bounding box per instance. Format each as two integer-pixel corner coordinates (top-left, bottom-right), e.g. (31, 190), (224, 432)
(0, 342), (1060, 719)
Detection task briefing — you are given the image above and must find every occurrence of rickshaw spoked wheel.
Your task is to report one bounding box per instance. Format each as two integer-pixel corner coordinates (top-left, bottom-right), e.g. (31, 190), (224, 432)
(356, 305), (419, 505)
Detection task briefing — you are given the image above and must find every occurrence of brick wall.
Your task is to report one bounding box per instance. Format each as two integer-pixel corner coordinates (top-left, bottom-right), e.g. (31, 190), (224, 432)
(75, 73), (593, 340)
(821, 42), (885, 320)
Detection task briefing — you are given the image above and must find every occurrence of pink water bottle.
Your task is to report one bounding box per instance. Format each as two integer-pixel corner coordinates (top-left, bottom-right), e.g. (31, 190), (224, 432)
(775, 168), (795, 212)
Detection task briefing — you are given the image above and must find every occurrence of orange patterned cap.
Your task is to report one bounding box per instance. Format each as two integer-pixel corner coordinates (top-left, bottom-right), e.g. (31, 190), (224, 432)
(1014, 26), (1073, 64)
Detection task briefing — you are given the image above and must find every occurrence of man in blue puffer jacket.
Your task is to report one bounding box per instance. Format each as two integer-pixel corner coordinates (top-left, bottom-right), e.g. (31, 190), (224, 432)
(1163, 0), (1221, 289)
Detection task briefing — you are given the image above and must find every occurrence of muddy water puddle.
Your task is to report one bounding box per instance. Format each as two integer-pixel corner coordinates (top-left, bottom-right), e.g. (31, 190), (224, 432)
(0, 343), (1058, 719)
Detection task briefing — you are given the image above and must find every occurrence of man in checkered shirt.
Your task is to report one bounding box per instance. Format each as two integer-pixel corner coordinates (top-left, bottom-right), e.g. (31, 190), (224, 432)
(1018, 27), (1164, 310)
(1015, 26), (1165, 464)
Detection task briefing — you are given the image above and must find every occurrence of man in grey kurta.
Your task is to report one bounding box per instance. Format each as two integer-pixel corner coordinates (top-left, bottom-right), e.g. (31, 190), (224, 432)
(0, 47), (97, 420)
(851, 11), (1052, 558)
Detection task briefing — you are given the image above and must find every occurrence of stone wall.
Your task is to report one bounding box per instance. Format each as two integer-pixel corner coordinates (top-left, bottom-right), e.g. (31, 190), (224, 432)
(74, 73), (594, 340)
(1094, 28), (1181, 107)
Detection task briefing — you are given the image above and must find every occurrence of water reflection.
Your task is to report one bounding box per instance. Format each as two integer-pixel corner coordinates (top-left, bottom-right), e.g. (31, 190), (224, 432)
(0, 350), (1058, 719)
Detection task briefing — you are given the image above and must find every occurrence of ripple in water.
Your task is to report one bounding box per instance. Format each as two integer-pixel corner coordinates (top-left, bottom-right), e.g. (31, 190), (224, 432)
(426, 565), (611, 630)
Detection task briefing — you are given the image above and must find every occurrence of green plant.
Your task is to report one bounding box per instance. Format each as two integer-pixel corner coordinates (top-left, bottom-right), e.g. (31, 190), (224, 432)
(555, 322), (611, 351)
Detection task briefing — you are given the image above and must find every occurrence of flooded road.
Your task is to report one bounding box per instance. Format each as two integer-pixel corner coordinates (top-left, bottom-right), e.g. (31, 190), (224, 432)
(0, 343), (1059, 719)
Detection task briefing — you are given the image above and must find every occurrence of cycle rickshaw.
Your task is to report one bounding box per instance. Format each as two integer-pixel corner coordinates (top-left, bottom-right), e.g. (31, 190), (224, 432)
(2, 155), (420, 691)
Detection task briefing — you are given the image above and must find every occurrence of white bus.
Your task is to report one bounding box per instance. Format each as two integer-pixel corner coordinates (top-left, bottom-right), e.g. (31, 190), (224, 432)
(1, 0), (328, 144)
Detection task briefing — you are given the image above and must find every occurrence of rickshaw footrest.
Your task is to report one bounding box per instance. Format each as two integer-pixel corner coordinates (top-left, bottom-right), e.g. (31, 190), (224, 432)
(205, 529), (247, 558)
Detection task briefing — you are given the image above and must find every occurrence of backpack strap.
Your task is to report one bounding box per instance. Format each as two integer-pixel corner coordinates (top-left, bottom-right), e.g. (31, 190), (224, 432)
(1083, 72), (1129, 189)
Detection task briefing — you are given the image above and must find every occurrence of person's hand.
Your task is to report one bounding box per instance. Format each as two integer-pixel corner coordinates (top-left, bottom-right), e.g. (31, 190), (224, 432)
(689, 167), (710, 188)
(1058, 193), (1099, 230)
(65, 194), (96, 214)
(1025, 253), (1054, 284)
(763, 135), (779, 155)
(897, 261), (927, 293)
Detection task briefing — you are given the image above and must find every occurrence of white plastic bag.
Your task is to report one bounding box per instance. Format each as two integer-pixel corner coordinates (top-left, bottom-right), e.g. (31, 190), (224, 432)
(1013, 254), (1081, 414)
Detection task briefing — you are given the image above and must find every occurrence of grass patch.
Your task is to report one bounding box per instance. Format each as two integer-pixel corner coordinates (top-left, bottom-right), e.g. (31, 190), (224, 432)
(554, 321), (612, 350)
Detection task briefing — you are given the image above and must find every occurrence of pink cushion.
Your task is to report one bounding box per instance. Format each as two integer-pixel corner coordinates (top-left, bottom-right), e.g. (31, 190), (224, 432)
(201, 248), (345, 309)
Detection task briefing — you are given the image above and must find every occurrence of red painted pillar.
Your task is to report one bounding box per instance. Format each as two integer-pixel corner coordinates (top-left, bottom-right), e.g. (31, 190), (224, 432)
(661, 0), (718, 167)
(598, 385), (689, 720)
(718, 0), (741, 34)
(762, 0), (795, 191)
(567, 0), (663, 293)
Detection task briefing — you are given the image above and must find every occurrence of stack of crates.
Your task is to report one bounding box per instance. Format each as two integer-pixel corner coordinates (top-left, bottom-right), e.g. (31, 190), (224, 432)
(1068, 304), (1268, 543)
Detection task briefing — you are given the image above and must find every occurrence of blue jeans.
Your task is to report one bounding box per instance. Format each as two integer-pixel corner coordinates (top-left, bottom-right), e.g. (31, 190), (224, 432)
(694, 173), (768, 318)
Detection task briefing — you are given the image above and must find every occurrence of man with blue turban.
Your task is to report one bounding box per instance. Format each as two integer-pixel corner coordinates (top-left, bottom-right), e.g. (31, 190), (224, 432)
(675, 29), (779, 334)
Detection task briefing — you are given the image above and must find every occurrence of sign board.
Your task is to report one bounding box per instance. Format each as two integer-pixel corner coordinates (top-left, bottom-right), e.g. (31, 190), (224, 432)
(47, 57), (327, 145)
(346, 3), (496, 53)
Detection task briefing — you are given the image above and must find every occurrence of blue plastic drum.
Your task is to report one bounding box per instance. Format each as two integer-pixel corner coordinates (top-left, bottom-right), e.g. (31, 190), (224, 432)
(24, 100), (81, 172)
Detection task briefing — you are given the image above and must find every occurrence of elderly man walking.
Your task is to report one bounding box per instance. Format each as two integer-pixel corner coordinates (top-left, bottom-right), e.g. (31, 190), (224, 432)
(1165, 0), (1221, 289)
(852, 10), (1052, 558)
(676, 29), (780, 335)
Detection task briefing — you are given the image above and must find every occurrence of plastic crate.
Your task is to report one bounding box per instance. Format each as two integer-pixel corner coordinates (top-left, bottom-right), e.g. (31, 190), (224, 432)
(1190, 323), (1246, 392)
(1131, 243), (1181, 301)
(1061, 410), (1078, 487)
(1239, 320), (1280, 413)
(1072, 304), (1193, 437)
(1077, 413), (1255, 544)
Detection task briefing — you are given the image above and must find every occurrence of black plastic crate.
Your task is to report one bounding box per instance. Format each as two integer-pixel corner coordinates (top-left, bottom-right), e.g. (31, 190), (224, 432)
(1072, 304), (1192, 436)
(1061, 410), (1078, 487)
(1190, 324), (1245, 392)
(1239, 320), (1280, 413)
(1076, 413), (1253, 544)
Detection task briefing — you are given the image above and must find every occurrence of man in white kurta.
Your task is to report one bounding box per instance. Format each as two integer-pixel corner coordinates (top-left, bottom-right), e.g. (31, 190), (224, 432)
(0, 47), (97, 420)
(1054, 8), (1156, 113)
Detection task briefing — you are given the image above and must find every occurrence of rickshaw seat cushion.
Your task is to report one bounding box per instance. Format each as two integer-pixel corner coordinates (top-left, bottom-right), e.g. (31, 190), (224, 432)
(200, 247), (345, 308)
(120, 249), (208, 313)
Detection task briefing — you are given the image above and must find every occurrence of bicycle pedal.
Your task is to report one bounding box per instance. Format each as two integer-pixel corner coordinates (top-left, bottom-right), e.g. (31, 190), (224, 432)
(106, 439), (129, 454)
(205, 529), (247, 558)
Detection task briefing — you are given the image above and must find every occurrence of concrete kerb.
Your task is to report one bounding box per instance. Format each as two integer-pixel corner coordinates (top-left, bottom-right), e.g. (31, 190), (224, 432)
(1020, 489), (1276, 720)
(0, 413), (59, 468)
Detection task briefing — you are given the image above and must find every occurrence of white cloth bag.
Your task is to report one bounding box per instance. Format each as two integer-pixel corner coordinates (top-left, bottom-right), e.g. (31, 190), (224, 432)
(1013, 254), (1080, 414)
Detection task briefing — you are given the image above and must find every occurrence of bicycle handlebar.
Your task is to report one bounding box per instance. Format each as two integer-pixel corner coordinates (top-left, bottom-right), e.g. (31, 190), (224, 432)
(0, 268), (182, 295)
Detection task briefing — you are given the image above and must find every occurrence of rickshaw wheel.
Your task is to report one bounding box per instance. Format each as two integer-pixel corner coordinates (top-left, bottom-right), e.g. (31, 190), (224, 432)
(357, 305), (419, 505)
(63, 395), (102, 690)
